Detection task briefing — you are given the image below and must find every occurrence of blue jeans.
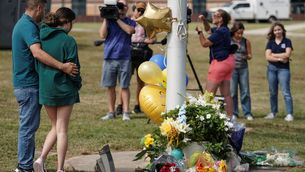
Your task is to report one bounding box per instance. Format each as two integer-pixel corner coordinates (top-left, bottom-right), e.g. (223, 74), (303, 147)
(267, 65), (293, 115)
(14, 87), (41, 170)
(230, 67), (252, 117)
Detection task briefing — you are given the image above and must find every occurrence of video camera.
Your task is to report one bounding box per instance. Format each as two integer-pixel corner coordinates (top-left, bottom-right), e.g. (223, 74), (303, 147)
(99, 0), (125, 20)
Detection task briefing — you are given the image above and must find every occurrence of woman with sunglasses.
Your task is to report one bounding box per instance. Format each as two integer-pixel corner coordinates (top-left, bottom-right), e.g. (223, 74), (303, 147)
(195, 9), (235, 120)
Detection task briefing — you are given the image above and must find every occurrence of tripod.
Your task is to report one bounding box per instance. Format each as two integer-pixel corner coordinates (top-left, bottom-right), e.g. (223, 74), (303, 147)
(186, 50), (204, 94)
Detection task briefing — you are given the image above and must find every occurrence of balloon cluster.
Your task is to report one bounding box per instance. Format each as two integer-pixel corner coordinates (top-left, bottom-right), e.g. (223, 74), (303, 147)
(138, 54), (188, 124)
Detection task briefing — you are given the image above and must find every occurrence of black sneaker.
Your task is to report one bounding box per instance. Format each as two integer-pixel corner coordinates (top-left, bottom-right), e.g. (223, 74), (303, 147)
(116, 104), (123, 116)
(133, 105), (142, 114)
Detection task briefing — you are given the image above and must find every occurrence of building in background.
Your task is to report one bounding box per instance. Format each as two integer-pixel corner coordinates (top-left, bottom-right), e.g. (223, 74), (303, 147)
(51, 0), (304, 21)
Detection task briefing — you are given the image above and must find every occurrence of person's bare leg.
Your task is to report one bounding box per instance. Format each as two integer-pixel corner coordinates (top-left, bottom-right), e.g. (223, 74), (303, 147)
(121, 87), (130, 113)
(117, 88), (122, 106)
(107, 87), (116, 112)
(38, 106), (57, 161)
(205, 80), (219, 94)
(136, 73), (145, 105)
(56, 105), (73, 171)
(220, 80), (233, 117)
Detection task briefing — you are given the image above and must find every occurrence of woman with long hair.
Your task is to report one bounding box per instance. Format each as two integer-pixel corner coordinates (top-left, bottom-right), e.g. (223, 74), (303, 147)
(264, 22), (293, 122)
(230, 22), (253, 121)
(34, 7), (81, 172)
(195, 9), (235, 119)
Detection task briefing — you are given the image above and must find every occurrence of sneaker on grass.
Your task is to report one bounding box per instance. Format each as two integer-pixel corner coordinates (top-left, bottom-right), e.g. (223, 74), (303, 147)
(122, 112), (130, 121)
(116, 104), (123, 116)
(132, 105), (142, 114)
(246, 115), (254, 121)
(264, 113), (276, 119)
(101, 112), (115, 120)
(284, 114), (294, 122)
(33, 158), (46, 172)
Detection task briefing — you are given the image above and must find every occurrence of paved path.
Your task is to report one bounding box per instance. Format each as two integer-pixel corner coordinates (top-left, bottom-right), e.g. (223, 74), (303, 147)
(65, 151), (289, 172)
(65, 151), (148, 172)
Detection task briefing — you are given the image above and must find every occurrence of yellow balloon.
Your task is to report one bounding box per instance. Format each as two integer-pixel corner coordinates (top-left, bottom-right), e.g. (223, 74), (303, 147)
(139, 85), (166, 124)
(161, 68), (167, 88)
(138, 61), (163, 85)
(136, 2), (172, 39)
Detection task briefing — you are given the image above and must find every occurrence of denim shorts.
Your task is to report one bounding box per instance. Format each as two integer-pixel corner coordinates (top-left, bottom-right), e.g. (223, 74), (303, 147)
(101, 60), (131, 88)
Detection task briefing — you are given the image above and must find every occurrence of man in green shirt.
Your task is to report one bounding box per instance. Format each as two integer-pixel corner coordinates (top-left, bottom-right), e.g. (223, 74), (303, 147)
(12, 0), (78, 171)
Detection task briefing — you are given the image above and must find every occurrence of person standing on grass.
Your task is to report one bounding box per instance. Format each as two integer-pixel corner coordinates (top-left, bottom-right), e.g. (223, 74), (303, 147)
(33, 7), (81, 172)
(195, 9), (235, 119)
(230, 22), (254, 121)
(264, 22), (294, 122)
(115, 1), (155, 115)
(12, 0), (78, 171)
(99, 0), (136, 121)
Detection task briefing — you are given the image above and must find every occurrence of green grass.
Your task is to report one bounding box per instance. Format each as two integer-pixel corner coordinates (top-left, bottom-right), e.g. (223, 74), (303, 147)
(1, 22), (305, 171)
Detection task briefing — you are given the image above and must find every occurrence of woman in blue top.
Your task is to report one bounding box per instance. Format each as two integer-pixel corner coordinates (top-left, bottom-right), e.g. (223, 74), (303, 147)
(264, 22), (294, 122)
(196, 9), (235, 119)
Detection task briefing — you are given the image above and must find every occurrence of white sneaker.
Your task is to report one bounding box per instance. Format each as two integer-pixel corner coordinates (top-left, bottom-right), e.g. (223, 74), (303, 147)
(246, 115), (254, 121)
(122, 112), (130, 121)
(284, 114), (294, 122)
(33, 158), (47, 172)
(101, 112), (115, 120)
(264, 113), (275, 119)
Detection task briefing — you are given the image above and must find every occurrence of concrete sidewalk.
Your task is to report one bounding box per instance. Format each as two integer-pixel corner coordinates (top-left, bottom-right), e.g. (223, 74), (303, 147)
(65, 151), (148, 172)
(64, 151), (289, 172)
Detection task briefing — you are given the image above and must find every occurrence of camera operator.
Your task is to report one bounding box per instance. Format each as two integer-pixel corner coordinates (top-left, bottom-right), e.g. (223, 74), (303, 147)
(99, 0), (136, 121)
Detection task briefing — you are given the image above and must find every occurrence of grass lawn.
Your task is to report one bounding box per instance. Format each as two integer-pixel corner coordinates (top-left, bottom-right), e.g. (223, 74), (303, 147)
(1, 22), (305, 171)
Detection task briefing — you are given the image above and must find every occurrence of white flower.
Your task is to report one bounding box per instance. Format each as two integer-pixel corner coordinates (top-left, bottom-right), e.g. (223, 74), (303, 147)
(225, 120), (234, 129)
(219, 113), (227, 119)
(186, 167), (196, 172)
(182, 137), (191, 143)
(187, 94), (198, 104)
(206, 113), (211, 119)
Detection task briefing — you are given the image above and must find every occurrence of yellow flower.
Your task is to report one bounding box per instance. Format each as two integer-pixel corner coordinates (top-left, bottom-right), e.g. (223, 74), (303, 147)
(144, 134), (154, 148)
(160, 118), (174, 136)
(203, 90), (215, 104)
(217, 160), (227, 172)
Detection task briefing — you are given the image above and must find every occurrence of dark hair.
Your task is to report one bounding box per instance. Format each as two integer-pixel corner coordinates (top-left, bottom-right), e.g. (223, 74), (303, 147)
(230, 21), (245, 36)
(218, 9), (231, 26)
(26, 0), (47, 10)
(267, 22), (286, 40)
(117, 2), (125, 10)
(44, 7), (75, 27)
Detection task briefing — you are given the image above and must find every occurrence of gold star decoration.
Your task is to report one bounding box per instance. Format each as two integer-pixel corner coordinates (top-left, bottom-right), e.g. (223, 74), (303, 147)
(136, 2), (172, 39)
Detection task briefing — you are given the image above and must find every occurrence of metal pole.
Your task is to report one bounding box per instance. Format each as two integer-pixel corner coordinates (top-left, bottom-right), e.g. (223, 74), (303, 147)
(166, 0), (187, 111)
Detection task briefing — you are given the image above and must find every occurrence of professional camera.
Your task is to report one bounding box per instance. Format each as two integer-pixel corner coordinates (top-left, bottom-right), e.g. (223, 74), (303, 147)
(99, 0), (125, 20)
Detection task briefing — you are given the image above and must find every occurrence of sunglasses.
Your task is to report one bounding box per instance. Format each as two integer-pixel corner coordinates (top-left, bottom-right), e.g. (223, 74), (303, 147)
(136, 8), (145, 14)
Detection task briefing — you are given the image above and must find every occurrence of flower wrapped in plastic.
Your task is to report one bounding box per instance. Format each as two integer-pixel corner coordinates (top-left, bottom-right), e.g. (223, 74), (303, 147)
(135, 92), (234, 170)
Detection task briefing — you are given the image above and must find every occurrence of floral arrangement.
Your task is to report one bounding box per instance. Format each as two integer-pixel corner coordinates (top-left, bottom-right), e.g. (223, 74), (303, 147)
(134, 92), (234, 171)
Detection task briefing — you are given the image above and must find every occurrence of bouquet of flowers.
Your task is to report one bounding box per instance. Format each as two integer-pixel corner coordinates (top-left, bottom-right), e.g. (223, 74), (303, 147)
(135, 92), (234, 169)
